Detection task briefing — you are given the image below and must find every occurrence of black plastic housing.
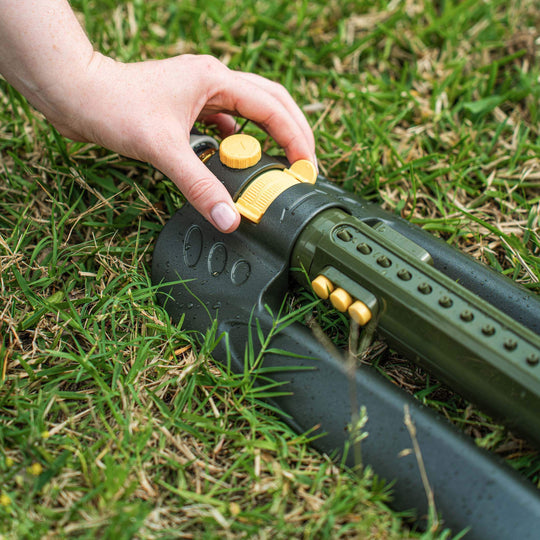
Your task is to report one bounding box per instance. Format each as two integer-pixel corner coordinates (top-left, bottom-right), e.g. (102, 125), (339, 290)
(152, 149), (540, 538)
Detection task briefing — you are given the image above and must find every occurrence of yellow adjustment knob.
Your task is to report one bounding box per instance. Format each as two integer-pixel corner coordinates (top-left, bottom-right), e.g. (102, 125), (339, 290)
(330, 288), (352, 312)
(219, 134), (261, 169)
(289, 159), (318, 184)
(235, 169), (298, 223)
(311, 275), (334, 300)
(348, 301), (372, 326)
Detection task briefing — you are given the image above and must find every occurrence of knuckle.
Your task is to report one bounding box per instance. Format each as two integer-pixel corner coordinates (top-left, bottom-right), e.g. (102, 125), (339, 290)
(198, 54), (226, 73)
(280, 132), (297, 151)
(138, 128), (171, 163)
(183, 177), (217, 207)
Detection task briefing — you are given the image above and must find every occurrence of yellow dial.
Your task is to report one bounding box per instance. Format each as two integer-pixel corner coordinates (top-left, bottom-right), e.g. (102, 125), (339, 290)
(289, 159), (317, 184)
(219, 134), (261, 169)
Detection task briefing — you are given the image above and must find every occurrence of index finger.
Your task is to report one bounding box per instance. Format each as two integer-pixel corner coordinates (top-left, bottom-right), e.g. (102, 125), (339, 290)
(235, 71), (315, 155)
(211, 72), (316, 165)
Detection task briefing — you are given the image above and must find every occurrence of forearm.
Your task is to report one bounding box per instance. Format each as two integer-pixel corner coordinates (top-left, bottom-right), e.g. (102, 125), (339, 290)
(0, 0), (94, 128)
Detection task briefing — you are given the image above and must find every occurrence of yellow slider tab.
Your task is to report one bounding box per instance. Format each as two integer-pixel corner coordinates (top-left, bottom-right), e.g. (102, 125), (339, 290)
(236, 161), (318, 223)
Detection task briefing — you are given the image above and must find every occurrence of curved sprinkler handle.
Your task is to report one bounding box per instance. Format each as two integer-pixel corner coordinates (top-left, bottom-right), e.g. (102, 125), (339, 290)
(222, 315), (540, 539)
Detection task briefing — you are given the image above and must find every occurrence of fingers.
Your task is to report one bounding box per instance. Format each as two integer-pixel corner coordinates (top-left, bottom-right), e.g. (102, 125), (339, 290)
(154, 139), (241, 233)
(211, 70), (316, 165)
(236, 71), (315, 158)
(122, 55), (317, 235)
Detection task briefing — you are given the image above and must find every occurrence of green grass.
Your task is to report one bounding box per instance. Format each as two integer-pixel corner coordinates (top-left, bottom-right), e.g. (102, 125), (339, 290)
(1, 0), (539, 537)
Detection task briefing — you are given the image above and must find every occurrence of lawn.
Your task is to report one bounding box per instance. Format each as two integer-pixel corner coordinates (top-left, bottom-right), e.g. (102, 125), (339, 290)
(1, 0), (539, 538)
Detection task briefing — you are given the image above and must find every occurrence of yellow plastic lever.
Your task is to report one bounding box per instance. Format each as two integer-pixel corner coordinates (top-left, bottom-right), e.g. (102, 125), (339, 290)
(235, 161), (317, 223)
(235, 169), (299, 223)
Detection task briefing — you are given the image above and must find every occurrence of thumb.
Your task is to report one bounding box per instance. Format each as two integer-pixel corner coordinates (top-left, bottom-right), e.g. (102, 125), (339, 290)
(156, 141), (241, 233)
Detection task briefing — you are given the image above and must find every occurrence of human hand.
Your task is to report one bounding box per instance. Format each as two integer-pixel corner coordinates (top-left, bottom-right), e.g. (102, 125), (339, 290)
(0, 2), (315, 232)
(49, 53), (316, 232)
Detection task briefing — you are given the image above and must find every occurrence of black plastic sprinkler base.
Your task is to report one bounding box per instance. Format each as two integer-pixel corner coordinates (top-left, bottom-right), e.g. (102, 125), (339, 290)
(152, 133), (540, 539)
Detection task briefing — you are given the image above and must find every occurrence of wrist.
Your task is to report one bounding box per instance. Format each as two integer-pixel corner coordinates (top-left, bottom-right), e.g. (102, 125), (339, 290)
(0, 0), (105, 141)
(30, 50), (112, 142)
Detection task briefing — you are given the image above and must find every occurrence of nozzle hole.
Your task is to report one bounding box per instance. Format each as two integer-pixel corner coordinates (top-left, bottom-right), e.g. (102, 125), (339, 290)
(418, 283), (432, 294)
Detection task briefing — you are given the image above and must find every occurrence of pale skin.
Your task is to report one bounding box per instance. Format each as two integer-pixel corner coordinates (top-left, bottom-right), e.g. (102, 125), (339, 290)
(0, 0), (316, 233)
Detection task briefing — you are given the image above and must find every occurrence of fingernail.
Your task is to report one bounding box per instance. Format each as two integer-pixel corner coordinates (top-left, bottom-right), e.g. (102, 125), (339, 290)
(211, 202), (238, 231)
(313, 155), (319, 172)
